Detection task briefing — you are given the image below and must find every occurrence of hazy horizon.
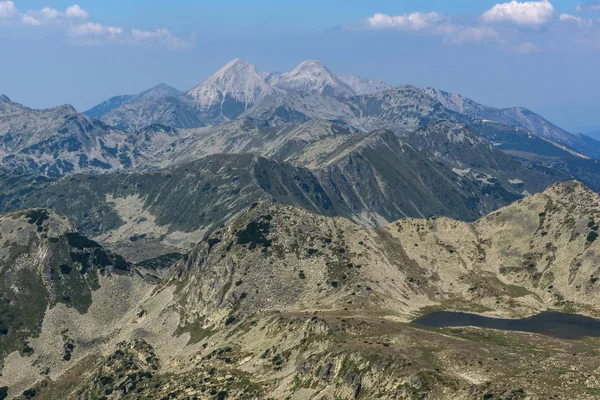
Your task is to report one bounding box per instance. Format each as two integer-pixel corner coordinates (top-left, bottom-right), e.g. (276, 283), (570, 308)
(1, 0), (599, 132)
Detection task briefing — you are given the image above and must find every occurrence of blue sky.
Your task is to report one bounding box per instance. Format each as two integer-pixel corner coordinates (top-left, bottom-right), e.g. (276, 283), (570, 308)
(1, 0), (599, 132)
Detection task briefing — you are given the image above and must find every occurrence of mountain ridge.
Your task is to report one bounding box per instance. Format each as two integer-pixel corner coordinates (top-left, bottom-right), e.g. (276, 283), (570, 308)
(422, 86), (600, 158)
(4, 181), (600, 398)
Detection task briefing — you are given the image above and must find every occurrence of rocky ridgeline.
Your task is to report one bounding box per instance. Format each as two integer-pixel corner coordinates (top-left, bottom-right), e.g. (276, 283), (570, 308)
(2, 182), (600, 399)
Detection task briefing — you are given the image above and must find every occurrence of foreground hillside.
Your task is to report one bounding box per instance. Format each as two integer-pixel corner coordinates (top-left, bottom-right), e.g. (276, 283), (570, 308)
(0, 209), (153, 397)
(2, 181), (600, 399)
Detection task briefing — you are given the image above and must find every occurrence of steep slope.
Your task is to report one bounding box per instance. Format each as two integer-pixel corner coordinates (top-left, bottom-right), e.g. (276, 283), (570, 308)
(46, 184), (600, 398)
(337, 73), (392, 95)
(344, 85), (460, 131)
(0, 209), (152, 396)
(187, 59), (284, 121)
(0, 96), (131, 177)
(0, 96), (199, 177)
(0, 154), (343, 260)
(96, 59), (286, 131)
(152, 118), (357, 168)
(239, 92), (356, 127)
(472, 119), (588, 161)
(242, 85), (461, 132)
(268, 61), (390, 97)
(86, 61), (393, 131)
(84, 84), (181, 118)
(402, 121), (563, 193)
(172, 181), (600, 322)
(98, 95), (205, 132)
(0, 120), (574, 261)
(312, 126), (561, 225)
(423, 87), (600, 159)
(0, 122), (567, 260)
(270, 60), (356, 97)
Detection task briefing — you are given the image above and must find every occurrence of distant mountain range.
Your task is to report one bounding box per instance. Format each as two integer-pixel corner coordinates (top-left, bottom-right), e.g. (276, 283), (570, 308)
(1, 58), (600, 249)
(81, 59), (600, 159)
(83, 59), (391, 130)
(0, 119), (577, 259)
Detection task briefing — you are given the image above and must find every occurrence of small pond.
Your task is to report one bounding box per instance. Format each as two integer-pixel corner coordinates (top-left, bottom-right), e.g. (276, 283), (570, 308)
(413, 311), (600, 339)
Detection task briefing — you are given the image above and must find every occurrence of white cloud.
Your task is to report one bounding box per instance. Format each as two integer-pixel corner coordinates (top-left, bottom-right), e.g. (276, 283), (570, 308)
(0, 1), (17, 19)
(0, 2), (192, 50)
(19, 4), (89, 25)
(514, 41), (539, 53)
(65, 5), (89, 19)
(68, 22), (122, 37)
(435, 25), (500, 43)
(575, 3), (600, 12)
(68, 23), (191, 50)
(346, 1), (600, 54)
(39, 7), (62, 20)
(21, 14), (41, 25)
(364, 12), (446, 31)
(131, 28), (191, 49)
(560, 14), (584, 23)
(482, 0), (555, 26)
(347, 12), (500, 45)
(20, 5), (85, 26)
(559, 13), (596, 27)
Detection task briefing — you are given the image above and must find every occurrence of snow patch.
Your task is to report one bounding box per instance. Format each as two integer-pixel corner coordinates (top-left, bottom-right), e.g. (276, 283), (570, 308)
(452, 168), (471, 176)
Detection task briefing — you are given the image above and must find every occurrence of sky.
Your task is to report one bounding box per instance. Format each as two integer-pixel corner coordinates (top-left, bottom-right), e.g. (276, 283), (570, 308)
(0, 0), (599, 132)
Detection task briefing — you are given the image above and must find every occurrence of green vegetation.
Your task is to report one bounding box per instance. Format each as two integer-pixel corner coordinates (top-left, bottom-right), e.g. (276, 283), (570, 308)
(236, 218), (272, 249)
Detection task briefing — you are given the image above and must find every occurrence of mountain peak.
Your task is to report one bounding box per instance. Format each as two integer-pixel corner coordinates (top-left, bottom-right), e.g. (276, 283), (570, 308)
(214, 58), (258, 76)
(543, 180), (595, 199)
(270, 60), (355, 97)
(292, 60), (330, 73)
(140, 83), (181, 100)
(56, 103), (78, 114)
(0, 94), (11, 103)
(148, 83), (177, 91)
(187, 59), (281, 114)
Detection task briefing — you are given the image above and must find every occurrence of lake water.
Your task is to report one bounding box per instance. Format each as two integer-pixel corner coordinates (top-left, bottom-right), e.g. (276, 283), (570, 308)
(413, 311), (600, 339)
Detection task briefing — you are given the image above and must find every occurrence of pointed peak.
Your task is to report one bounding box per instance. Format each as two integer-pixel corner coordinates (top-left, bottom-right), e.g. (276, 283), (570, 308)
(187, 58), (278, 109)
(220, 58), (256, 72)
(149, 83), (175, 91)
(56, 104), (78, 114)
(141, 83), (180, 98)
(0, 94), (11, 103)
(203, 58), (262, 83)
(288, 60), (334, 76)
(295, 60), (329, 70)
(227, 57), (244, 65)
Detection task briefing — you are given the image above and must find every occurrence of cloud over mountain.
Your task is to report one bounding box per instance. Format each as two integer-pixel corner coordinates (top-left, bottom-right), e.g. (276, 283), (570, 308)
(482, 0), (555, 26)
